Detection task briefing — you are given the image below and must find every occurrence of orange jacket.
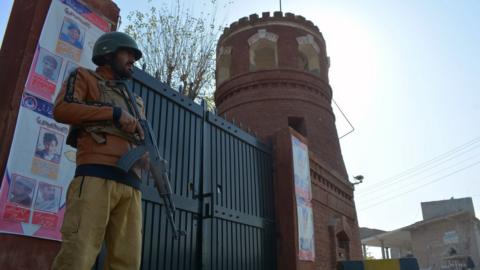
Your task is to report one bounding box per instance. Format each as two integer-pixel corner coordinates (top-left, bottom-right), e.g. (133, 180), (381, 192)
(54, 66), (135, 167)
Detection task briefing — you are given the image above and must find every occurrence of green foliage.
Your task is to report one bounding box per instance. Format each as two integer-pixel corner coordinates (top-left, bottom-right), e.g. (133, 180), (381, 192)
(124, 0), (225, 100)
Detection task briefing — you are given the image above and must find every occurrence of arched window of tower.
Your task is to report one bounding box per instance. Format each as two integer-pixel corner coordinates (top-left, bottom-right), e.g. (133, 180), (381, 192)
(217, 46), (232, 85)
(336, 231), (351, 261)
(298, 52), (308, 71)
(297, 34), (321, 76)
(248, 29), (278, 71)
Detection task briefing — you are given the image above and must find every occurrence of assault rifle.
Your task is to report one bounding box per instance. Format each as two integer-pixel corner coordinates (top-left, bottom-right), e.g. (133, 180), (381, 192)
(114, 80), (184, 238)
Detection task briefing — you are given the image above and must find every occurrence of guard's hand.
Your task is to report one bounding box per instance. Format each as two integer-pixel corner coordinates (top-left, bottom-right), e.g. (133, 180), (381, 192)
(119, 110), (138, 133)
(135, 121), (145, 140)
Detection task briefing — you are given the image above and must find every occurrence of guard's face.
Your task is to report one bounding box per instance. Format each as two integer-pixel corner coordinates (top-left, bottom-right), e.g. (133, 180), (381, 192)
(112, 48), (136, 79)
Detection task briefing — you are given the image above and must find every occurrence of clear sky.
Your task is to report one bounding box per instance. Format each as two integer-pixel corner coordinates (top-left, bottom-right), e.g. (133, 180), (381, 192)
(2, 0), (479, 247)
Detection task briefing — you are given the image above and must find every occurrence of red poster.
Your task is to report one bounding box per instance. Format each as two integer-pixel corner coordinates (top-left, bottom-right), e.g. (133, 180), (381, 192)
(25, 47), (63, 102)
(3, 204), (31, 223)
(32, 211), (59, 229)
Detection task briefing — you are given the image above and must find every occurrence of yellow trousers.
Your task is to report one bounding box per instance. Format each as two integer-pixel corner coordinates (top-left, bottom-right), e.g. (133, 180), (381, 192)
(52, 176), (142, 270)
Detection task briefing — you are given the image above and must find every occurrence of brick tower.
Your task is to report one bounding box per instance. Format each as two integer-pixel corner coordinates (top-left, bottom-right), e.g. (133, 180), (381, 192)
(215, 11), (347, 178)
(215, 12), (362, 269)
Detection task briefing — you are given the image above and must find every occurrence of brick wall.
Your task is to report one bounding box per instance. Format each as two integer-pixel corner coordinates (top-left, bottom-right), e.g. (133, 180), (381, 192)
(216, 12), (346, 179)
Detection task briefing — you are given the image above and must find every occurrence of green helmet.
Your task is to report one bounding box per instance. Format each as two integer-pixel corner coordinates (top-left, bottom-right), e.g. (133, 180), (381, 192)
(92, 32), (142, 65)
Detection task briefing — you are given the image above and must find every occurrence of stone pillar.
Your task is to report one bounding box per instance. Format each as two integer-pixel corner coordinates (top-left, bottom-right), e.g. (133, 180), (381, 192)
(381, 240), (386, 259)
(362, 245), (367, 259)
(273, 128), (315, 270)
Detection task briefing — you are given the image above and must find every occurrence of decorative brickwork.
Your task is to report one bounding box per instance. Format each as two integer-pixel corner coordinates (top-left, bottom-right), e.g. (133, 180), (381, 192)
(310, 152), (362, 269)
(215, 11), (345, 177)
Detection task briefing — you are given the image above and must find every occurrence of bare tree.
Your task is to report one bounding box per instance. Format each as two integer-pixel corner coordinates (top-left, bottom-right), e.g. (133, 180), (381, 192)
(124, 0), (224, 100)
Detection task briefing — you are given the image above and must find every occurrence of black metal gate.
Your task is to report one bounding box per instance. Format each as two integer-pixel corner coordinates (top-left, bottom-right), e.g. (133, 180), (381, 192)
(95, 69), (276, 270)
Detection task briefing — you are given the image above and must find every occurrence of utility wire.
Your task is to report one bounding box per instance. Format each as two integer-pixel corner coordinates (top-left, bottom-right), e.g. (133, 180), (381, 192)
(357, 136), (480, 194)
(332, 98), (355, 139)
(358, 136), (480, 192)
(357, 155), (480, 202)
(357, 149), (480, 199)
(358, 160), (480, 211)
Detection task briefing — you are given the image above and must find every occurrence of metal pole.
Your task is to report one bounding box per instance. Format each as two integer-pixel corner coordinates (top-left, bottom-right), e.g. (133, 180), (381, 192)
(279, 0), (282, 12)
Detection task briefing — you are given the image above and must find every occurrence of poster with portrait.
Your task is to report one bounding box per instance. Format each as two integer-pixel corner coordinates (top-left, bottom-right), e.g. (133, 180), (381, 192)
(291, 135), (315, 261)
(0, 100), (75, 239)
(31, 127), (64, 180)
(296, 198), (315, 261)
(34, 182), (62, 213)
(25, 47), (63, 102)
(292, 136), (312, 200)
(0, 0), (111, 240)
(3, 175), (36, 224)
(56, 16), (85, 62)
(32, 182), (62, 229)
(7, 175), (36, 210)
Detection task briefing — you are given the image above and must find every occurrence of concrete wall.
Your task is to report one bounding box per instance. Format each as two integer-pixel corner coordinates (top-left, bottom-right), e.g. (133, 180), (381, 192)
(410, 213), (480, 270)
(421, 198), (475, 220)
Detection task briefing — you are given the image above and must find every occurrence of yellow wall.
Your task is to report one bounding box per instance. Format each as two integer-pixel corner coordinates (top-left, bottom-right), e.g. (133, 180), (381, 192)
(364, 259), (400, 270)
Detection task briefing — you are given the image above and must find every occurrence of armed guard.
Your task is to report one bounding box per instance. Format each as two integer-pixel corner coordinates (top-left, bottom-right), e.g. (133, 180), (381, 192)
(51, 32), (147, 270)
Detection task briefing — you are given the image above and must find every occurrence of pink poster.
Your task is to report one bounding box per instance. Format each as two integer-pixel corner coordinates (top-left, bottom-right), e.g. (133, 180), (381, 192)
(25, 47), (63, 102)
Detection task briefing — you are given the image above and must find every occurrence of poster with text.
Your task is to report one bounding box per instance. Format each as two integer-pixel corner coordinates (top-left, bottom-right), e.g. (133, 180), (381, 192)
(292, 135), (315, 261)
(292, 136), (312, 200)
(0, 0), (111, 240)
(296, 198), (315, 261)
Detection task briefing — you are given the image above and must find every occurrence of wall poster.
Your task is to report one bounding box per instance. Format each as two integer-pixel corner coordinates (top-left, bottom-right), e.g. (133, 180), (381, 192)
(0, 0), (111, 240)
(292, 135), (315, 261)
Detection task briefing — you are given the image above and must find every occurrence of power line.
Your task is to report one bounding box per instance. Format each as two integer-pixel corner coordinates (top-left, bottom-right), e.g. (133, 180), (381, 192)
(358, 136), (480, 193)
(357, 136), (480, 194)
(358, 160), (480, 211)
(357, 150), (480, 200)
(356, 155), (480, 203)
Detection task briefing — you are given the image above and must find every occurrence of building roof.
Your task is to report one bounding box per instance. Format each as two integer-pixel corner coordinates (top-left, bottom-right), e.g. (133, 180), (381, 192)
(359, 227), (386, 239)
(361, 210), (479, 249)
(361, 227), (412, 249)
(404, 210), (476, 230)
